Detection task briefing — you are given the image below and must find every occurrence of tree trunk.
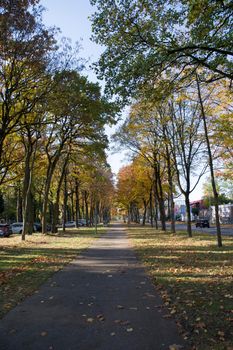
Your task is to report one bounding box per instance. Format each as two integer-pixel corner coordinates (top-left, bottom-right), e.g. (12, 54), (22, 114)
(149, 189), (153, 227)
(142, 198), (147, 226)
(196, 74), (222, 247)
(51, 156), (69, 233)
(75, 179), (80, 228)
(84, 191), (89, 226)
(42, 169), (53, 234)
(127, 205), (130, 224)
(62, 170), (68, 231)
(185, 194), (192, 238)
(153, 183), (159, 229)
(167, 148), (175, 233)
(155, 164), (166, 231)
(22, 134), (37, 241)
(16, 186), (23, 222)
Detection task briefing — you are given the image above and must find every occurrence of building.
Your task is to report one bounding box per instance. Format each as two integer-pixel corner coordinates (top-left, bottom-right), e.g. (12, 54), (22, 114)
(210, 204), (233, 224)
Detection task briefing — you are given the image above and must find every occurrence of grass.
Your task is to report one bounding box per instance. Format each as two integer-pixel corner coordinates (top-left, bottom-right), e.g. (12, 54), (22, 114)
(127, 226), (233, 350)
(0, 227), (105, 319)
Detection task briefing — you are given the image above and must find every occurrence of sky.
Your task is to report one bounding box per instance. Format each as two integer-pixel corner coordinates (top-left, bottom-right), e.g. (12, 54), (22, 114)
(41, 0), (128, 176)
(40, 0), (205, 200)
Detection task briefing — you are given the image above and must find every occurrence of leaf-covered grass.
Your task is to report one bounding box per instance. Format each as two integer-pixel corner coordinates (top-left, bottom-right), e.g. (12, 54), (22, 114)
(0, 227), (105, 319)
(128, 226), (233, 350)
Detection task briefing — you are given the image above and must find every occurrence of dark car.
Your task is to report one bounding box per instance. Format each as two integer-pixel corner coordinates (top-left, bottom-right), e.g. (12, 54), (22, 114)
(196, 219), (210, 228)
(0, 224), (12, 237)
(34, 223), (42, 232)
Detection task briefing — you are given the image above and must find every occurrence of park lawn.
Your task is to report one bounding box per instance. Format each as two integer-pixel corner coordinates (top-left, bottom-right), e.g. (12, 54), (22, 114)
(0, 227), (104, 319)
(128, 226), (233, 350)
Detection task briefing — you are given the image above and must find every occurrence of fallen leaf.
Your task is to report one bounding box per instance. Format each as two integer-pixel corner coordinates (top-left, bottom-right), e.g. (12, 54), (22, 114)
(163, 314), (172, 319)
(97, 314), (105, 321)
(41, 331), (47, 337)
(195, 322), (206, 329)
(117, 305), (124, 309)
(218, 331), (225, 337)
(114, 319), (121, 324)
(110, 332), (116, 336)
(126, 328), (133, 332)
(87, 318), (94, 323)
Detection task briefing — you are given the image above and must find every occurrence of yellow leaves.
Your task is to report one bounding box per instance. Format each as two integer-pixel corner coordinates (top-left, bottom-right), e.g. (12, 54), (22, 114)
(169, 344), (183, 350)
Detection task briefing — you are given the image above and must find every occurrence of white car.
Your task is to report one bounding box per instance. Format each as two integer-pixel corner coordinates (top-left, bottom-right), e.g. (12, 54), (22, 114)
(10, 222), (37, 234)
(10, 222), (23, 234)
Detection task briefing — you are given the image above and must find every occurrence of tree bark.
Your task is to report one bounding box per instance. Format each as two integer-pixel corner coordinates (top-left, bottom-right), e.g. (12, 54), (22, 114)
(84, 191), (89, 226)
(185, 194), (192, 238)
(196, 74), (222, 247)
(62, 169), (68, 231)
(149, 188), (153, 227)
(142, 198), (147, 226)
(75, 179), (80, 228)
(166, 144), (176, 233)
(51, 156), (69, 233)
(21, 132), (38, 241)
(154, 163), (166, 231)
(16, 186), (23, 222)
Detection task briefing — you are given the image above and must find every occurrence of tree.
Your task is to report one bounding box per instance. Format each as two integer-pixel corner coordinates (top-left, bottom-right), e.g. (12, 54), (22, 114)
(0, 0), (56, 183)
(40, 70), (115, 233)
(91, 0), (233, 101)
(167, 96), (207, 237)
(114, 103), (169, 230)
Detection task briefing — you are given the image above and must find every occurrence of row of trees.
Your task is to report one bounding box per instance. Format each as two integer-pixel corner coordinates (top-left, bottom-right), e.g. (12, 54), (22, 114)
(0, 1), (116, 239)
(91, 0), (233, 247)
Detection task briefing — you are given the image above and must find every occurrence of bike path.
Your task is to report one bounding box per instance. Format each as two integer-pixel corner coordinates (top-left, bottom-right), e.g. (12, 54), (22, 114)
(0, 225), (186, 350)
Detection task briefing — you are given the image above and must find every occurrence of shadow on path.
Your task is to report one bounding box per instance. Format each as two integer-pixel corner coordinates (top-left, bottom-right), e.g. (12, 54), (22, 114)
(0, 224), (186, 350)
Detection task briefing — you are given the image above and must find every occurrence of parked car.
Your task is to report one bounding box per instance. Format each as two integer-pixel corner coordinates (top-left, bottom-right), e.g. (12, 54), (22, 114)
(0, 224), (11, 237)
(10, 222), (23, 234)
(34, 222), (42, 232)
(11, 222), (38, 234)
(196, 219), (210, 228)
(65, 221), (76, 228)
(78, 219), (86, 226)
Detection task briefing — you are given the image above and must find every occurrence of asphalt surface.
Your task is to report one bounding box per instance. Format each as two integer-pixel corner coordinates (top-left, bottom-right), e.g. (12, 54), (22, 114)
(0, 225), (186, 350)
(172, 223), (233, 236)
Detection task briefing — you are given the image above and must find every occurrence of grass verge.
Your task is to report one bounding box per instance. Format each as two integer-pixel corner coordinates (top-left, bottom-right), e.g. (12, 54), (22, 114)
(0, 227), (105, 319)
(128, 226), (233, 350)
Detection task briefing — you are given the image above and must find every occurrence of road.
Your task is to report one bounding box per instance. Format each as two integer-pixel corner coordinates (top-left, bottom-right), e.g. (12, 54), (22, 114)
(169, 222), (233, 236)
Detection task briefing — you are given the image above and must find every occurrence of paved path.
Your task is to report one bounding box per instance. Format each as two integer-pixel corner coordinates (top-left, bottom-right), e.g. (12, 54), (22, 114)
(0, 225), (185, 350)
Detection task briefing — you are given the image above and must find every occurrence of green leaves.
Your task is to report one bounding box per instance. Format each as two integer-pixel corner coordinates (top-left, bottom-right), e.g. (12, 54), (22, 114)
(91, 0), (233, 101)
